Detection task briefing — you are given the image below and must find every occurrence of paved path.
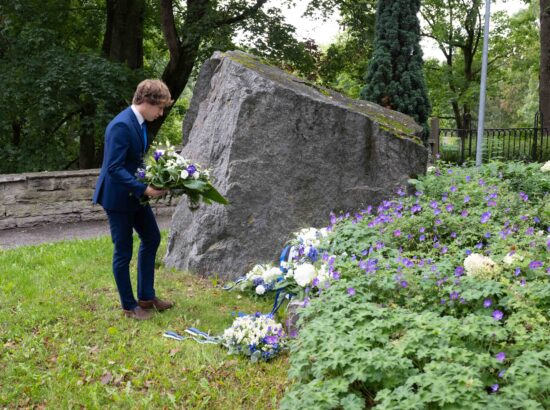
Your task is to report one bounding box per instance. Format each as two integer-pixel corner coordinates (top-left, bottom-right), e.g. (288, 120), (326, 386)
(0, 214), (173, 250)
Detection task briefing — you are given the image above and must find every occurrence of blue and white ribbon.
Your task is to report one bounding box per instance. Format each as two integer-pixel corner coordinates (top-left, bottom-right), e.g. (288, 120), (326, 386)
(162, 328), (221, 344)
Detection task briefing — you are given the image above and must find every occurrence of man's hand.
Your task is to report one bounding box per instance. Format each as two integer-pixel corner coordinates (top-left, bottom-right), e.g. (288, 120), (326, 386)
(144, 185), (167, 197)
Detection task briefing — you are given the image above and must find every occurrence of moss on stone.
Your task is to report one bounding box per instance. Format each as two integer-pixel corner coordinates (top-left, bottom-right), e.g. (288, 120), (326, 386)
(221, 50), (423, 144)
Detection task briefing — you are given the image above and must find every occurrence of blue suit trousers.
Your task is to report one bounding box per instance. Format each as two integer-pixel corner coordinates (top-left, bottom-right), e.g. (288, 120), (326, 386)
(106, 205), (161, 310)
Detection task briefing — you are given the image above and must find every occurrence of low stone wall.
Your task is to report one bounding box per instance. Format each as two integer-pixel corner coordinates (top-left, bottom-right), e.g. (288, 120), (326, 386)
(0, 169), (176, 230)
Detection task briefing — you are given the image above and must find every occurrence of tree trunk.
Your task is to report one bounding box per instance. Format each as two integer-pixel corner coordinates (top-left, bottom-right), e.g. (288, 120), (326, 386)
(79, 102), (97, 169)
(148, 43), (200, 137)
(102, 0), (145, 69)
(148, 0), (268, 139)
(11, 120), (22, 146)
(541, 0), (550, 129)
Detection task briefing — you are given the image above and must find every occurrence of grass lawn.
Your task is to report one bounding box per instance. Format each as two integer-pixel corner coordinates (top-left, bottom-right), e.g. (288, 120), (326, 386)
(0, 232), (289, 409)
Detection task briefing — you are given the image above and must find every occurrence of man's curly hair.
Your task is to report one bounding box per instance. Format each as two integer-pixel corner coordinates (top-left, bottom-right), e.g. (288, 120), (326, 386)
(132, 79), (173, 107)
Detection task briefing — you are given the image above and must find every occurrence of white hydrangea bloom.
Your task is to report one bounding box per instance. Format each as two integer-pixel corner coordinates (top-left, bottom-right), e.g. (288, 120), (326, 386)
(255, 285), (266, 295)
(540, 160), (550, 172)
(464, 253), (498, 278)
(294, 263), (317, 287)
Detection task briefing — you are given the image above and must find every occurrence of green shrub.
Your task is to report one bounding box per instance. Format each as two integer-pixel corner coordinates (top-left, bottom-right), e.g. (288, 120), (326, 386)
(281, 161), (550, 409)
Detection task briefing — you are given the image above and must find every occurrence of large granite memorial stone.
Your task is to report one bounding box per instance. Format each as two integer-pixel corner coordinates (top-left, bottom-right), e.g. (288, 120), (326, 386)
(164, 50), (428, 279)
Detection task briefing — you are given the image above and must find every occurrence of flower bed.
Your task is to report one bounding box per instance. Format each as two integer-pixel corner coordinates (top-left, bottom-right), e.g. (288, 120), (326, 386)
(280, 161), (550, 409)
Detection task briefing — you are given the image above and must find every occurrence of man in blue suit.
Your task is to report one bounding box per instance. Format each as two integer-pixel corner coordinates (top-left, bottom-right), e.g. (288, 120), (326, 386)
(93, 79), (174, 320)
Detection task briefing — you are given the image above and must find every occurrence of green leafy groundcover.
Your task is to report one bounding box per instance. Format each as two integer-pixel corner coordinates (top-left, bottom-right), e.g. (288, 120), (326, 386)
(281, 161), (550, 410)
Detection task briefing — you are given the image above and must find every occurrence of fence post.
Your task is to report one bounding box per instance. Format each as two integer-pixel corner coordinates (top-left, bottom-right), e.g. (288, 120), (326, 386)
(533, 112), (540, 161)
(429, 117), (440, 161)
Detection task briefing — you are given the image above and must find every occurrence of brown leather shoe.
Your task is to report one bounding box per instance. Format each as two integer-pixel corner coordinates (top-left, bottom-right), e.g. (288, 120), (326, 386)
(123, 306), (153, 320)
(138, 297), (174, 312)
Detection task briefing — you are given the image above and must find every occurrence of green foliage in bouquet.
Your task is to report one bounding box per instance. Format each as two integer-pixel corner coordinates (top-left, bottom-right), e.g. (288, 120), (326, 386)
(281, 160), (550, 409)
(139, 142), (228, 206)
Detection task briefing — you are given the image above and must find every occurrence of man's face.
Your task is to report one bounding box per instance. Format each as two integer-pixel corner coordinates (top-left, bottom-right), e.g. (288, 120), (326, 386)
(140, 102), (166, 122)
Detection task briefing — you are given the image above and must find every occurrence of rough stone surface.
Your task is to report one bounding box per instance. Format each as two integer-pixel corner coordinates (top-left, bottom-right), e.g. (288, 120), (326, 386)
(165, 50), (428, 279)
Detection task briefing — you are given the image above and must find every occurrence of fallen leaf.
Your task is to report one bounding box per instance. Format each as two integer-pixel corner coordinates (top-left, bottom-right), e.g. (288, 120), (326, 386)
(100, 372), (112, 385)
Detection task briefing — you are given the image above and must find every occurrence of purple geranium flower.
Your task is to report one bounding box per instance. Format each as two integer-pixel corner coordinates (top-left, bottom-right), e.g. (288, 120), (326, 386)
(490, 384), (499, 393)
(347, 287), (356, 296)
(495, 352), (506, 362)
(186, 164), (196, 175)
(480, 212), (491, 224)
(484, 299), (492, 308)
(529, 261), (543, 270)
(137, 169), (146, 179)
(519, 191), (528, 202)
(400, 280), (408, 288)
(492, 310), (504, 321)
(461, 209), (469, 217)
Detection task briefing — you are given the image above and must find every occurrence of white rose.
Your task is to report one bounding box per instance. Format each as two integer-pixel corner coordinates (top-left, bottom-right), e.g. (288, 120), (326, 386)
(180, 170), (189, 179)
(293, 263), (317, 287)
(255, 285), (266, 295)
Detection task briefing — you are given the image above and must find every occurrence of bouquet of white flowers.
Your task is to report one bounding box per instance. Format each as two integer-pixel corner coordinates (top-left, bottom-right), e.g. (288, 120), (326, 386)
(137, 141), (228, 206)
(221, 313), (287, 362)
(275, 227), (333, 298)
(231, 264), (284, 296)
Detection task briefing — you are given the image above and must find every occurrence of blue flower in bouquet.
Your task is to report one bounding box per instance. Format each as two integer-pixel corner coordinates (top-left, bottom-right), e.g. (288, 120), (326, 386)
(307, 246), (319, 262)
(186, 164), (197, 176)
(153, 150), (164, 161)
(137, 168), (146, 179)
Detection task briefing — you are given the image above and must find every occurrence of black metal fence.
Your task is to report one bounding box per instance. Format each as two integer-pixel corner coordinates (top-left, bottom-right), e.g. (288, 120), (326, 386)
(432, 113), (550, 164)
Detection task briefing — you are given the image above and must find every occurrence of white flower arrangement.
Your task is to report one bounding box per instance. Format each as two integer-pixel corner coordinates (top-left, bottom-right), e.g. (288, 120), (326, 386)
(464, 253), (499, 279)
(233, 264), (283, 295)
(137, 140), (227, 206)
(221, 313), (287, 362)
(540, 160), (550, 173)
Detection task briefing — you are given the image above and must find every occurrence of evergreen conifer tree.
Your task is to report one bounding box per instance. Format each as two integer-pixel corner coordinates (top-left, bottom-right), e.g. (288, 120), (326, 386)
(360, 0), (431, 129)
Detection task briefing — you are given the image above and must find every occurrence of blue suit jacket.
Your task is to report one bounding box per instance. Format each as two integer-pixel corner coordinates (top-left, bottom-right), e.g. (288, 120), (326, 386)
(93, 107), (149, 211)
